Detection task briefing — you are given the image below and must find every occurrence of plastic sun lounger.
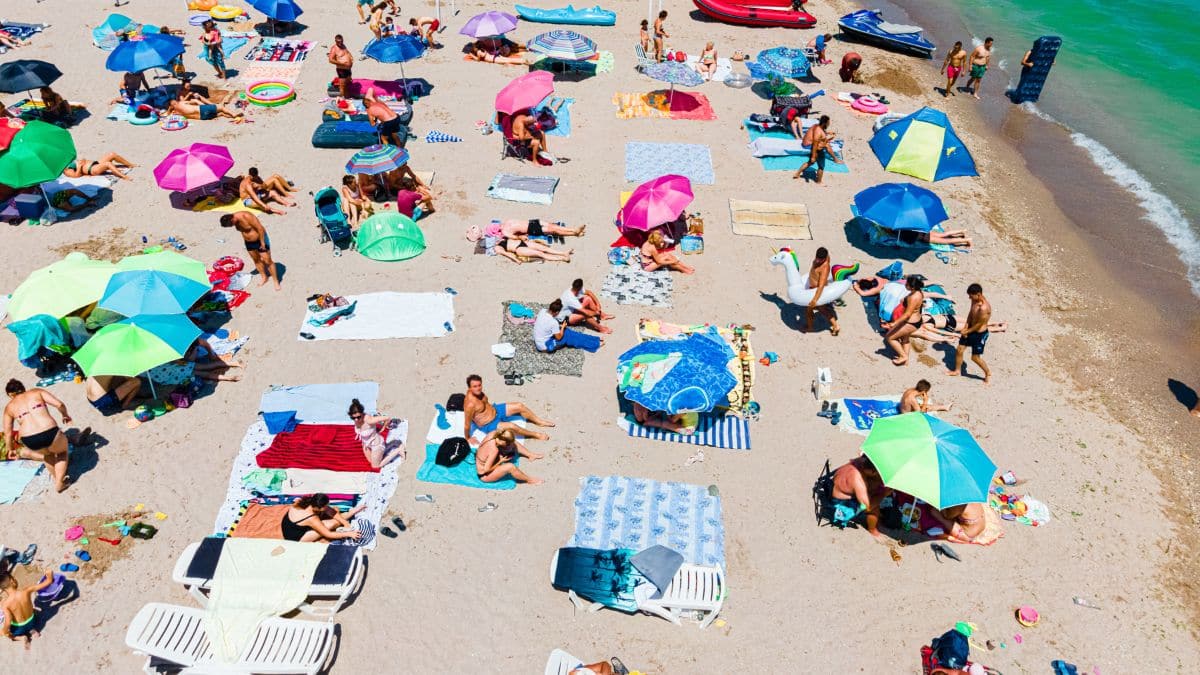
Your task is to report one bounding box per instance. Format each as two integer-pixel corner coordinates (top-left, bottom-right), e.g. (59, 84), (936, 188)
(125, 602), (337, 674)
(171, 541), (365, 618)
(545, 648), (584, 675)
(633, 44), (656, 72)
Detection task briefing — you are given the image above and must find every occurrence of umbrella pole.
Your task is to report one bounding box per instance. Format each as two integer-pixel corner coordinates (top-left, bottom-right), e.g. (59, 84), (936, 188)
(902, 497), (921, 532)
(146, 375), (157, 401)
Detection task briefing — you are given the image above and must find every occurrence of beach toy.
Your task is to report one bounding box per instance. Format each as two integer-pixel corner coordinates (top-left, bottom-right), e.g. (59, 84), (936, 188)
(98, 537), (122, 546)
(64, 525), (84, 541)
(1016, 605), (1040, 627)
(725, 72), (752, 89)
(160, 115), (188, 131)
(189, 0), (218, 9)
(188, 14), (211, 26)
(130, 523), (158, 540)
(209, 5), (242, 20)
(134, 405), (155, 422)
(852, 95), (889, 114)
(36, 573), (66, 602)
(245, 80), (296, 107)
(154, 511), (168, 520)
(831, 262), (860, 281)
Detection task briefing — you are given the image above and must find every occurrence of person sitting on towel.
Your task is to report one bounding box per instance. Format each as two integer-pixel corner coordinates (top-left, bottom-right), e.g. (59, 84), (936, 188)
(393, 175), (435, 220)
(463, 374), (553, 447)
(561, 278), (614, 334)
(281, 494), (365, 543)
(475, 428), (543, 485)
(534, 300), (604, 354)
(899, 379), (952, 414)
(831, 455), (891, 540)
(930, 502), (988, 544)
(631, 402), (694, 435)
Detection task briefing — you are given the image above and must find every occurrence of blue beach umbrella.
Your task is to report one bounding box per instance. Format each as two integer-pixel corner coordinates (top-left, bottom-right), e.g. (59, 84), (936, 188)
(249, 0), (304, 22)
(527, 30), (598, 61)
(756, 46), (811, 79)
(853, 183), (948, 233)
(869, 107), (978, 182)
(617, 330), (738, 414)
(104, 34), (186, 73)
(98, 270), (211, 316)
(362, 35), (426, 84)
(861, 413), (997, 510)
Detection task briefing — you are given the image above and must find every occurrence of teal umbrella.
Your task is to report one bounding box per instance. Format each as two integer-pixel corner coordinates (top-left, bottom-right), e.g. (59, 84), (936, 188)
(98, 270), (210, 316)
(861, 412), (996, 510)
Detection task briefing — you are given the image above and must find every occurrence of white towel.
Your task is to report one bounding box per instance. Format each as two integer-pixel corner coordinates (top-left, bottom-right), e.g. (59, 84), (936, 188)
(283, 469), (371, 495)
(684, 55), (733, 83)
(299, 292), (455, 341)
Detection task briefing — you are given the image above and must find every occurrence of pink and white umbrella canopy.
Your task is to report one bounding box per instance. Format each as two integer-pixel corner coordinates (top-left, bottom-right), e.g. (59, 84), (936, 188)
(153, 142), (235, 192)
(618, 174), (694, 231)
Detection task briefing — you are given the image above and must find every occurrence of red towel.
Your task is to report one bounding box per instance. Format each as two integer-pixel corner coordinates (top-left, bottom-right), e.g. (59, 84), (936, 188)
(256, 424), (380, 472)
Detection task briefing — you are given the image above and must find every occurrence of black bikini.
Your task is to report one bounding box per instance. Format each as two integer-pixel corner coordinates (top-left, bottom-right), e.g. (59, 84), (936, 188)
(280, 512), (316, 542)
(20, 427), (59, 451)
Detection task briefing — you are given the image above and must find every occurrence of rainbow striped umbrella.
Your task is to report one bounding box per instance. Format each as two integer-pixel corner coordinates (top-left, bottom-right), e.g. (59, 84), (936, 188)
(345, 144), (409, 175)
(527, 30), (597, 61)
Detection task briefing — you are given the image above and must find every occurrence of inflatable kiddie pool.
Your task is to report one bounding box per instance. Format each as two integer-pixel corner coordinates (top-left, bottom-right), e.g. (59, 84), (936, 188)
(851, 95), (888, 114)
(245, 80), (295, 107)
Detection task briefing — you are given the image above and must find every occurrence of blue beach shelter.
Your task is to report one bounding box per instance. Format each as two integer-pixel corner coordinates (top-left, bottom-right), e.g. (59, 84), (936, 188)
(869, 107), (978, 182)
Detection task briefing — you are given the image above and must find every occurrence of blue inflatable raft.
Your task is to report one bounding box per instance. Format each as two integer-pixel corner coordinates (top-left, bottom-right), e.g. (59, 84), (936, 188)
(515, 4), (617, 26)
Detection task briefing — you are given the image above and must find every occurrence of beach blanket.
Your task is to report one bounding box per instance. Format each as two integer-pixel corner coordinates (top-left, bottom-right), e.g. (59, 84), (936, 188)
(539, 96), (574, 137)
(260, 382), (379, 424)
(425, 409), (526, 445)
(600, 267), (673, 306)
(745, 124), (850, 173)
(570, 475), (725, 568)
(553, 547), (647, 612)
(415, 443), (519, 490)
(635, 320), (756, 415)
(0, 22), (47, 55)
(201, 329), (249, 357)
(684, 55), (733, 83)
(495, 300), (586, 378)
(227, 503), (288, 539)
(612, 92), (716, 121)
(330, 78), (413, 99)
(530, 50), (614, 74)
(625, 142), (714, 184)
(834, 396), (901, 435)
(619, 413), (752, 450)
(39, 176), (115, 220)
(236, 62), (305, 87)
(205, 539), (326, 662)
(0, 461), (44, 505)
(243, 38), (312, 63)
(424, 130), (461, 143)
(612, 92), (667, 119)
(256, 424), (380, 472)
(282, 469), (371, 495)
(196, 31), (253, 64)
(486, 173), (558, 205)
(729, 198), (812, 240)
(298, 292), (454, 341)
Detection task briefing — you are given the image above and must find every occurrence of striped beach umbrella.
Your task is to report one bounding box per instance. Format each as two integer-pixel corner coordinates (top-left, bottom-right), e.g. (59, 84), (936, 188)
(345, 144), (409, 175)
(861, 413), (996, 510)
(527, 30), (597, 61)
(642, 61), (703, 106)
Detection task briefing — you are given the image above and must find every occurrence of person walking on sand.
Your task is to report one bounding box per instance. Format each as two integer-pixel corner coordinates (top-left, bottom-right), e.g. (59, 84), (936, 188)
(804, 247), (840, 335)
(791, 115), (842, 184)
(328, 34), (354, 100)
(200, 20), (226, 80)
(886, 276), (925, 366)
(965, 37), (993, 99)
(899, 379), (952, 414)
(948, 283), (993, 383)
(220, 212), (280, 290)
(653, 11), (669, 62)
(941, 41), (967, 97)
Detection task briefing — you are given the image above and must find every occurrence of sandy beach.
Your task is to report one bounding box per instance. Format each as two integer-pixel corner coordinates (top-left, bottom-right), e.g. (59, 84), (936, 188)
(1, 0), (1198, 672)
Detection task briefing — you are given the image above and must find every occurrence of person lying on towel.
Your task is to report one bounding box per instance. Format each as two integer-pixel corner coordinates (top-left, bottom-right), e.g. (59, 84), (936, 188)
(930, 502), (1004, 546)
(463, 374), (554, 447)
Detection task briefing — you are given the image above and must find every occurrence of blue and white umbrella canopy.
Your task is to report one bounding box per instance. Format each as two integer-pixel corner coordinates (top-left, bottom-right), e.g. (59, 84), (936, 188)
(527, 30), (597, 61)
(617, 329), (738, 414)
(852, 182), (948, 233)
(105, 34), (186, 73)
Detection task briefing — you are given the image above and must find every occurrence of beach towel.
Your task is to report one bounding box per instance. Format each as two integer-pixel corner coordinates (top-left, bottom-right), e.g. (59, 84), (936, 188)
(600, 267), (673, 306)
(260, 382), (379, 424)
(424, 130), (461, 143)
(745, 124), (850, 173)
(552, 547), (647, 612)
(571, 475), (725, 568)
(529, 50), (613, 74)
(256, 424), (381, 472)
(237, 63), (305, 86)
(242, 38), (312, 65)
(729, 198), (812, 240)
(227, 503), (288, 539)
(619, 413), (752, 450)
(39, 176), (115, 220)
(852, 210), (962, 258)
(625, 142), (714, 184)
(205, 539), (327, 662)
(298, 292), (454, 341)
(612, 92), (667, 119)
(201, 329), (249, 357)
(186, 537), (356, 587)
(0, 461), (44, 505)
(425, 409), (526, 445)
(105, 104), (138, 123)
(415, 443), (518, 490)
(282, 469), (371, 495)
(486, 173), (558, 205)
(539, 96), (574, 137)
(612, 92), (716, 121)
(496, 300), (586, 378)
(634, 320), (756, 415)
(835, 396), (902, 434)
(330, 78), (412, 99)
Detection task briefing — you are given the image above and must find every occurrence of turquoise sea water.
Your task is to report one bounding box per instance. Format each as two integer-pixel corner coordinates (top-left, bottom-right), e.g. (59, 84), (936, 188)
(918, 0), (1200, 293)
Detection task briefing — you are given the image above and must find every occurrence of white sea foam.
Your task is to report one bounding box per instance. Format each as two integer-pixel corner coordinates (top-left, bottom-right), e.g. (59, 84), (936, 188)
(1019, 103), (1200, 296)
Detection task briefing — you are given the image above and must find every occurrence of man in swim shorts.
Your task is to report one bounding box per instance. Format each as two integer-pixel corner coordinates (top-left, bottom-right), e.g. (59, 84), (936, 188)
(328, 34), (354, 99)
(85, 376), (141, 416)
(409, 16), (440, 47)
(791, 115), (842, 184)
(238, 173), (292, 215)
(220, 212), (281, 290)
(803, 247), (841, 335)
(164, 95), (243, 122)
(965, 37), (993, 100)
(947, 283), (992, 384)
(363, 87), (405, 146)
(462, 374), (554, 447)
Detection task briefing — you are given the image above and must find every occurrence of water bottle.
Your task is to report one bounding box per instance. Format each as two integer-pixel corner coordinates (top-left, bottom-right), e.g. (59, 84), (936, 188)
(1072, 596), (1100, 609)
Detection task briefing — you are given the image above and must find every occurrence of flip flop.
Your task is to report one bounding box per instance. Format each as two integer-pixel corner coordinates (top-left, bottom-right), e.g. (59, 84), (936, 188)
(17, 543), (37, 565)
(299, 332), (316, 340)
(75, 550), (91, 562)
(610, 658), (630, 675)
(59, 563), (79, 573)
(380, 526), (398, 538)
(391, 516), (407, 532)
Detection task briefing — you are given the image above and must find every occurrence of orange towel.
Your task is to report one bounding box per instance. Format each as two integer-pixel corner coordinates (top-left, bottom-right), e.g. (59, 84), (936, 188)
(228, 503), (288, 539)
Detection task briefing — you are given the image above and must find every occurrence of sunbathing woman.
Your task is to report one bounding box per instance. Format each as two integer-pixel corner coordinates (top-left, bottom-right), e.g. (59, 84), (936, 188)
(632, 402), (694, 435)
(3, 380), (79, 492)
(495, 236), (573, 264)
(281, 494), (364, 543)
(62, 153), (136, 181)
(0, 29), (29, 50)
(696, 42), (718, 81)
(931, 502), (1003, 546)
(178, 80), (213, 105)
(466, 41), (526, 65)
(38, 87), (73, 126)
(476, 429), (543, 485)
(640, 231), (695, 274)
(348, 398), (405, 468)
(894, 227), (973, 250)
(885, 276), (925, 366)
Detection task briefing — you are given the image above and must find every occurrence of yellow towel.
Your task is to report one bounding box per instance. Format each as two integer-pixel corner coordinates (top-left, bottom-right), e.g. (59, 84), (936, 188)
(191, 198), (267, 215)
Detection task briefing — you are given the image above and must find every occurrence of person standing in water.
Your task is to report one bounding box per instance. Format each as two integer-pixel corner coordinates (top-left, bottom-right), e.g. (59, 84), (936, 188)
(941, 41), (967, 96)
(965, 37), (993, 99)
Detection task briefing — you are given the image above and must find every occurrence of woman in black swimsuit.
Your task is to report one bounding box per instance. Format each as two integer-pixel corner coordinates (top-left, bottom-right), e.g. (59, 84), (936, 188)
(3, 379), (80, 492)
(884, 276), (925, 366)
(280, 494), (365, 543)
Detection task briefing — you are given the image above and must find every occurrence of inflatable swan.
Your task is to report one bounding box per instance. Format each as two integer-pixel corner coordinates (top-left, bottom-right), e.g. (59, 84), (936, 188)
(769, 248), (857, 307)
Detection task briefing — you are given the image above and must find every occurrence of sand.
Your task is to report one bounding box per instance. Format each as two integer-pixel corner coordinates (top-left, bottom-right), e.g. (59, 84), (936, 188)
(1, 0), (1198, 672)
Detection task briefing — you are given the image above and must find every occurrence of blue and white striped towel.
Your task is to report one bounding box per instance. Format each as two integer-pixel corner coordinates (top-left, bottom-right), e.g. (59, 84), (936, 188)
(622, 414), (752, 450)
(424, 130), (462, 143)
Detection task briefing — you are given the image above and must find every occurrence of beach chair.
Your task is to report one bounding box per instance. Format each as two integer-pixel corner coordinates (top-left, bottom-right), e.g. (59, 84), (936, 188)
(634, 564), (725, 629)
(634, 44), (656, 72)
(497, 111), (531, 162)
(171, 538), (366, 618)
(812, 459), (841, 527)
(125, 602), (337, 674)
(312, 187), (355, 256)
(545, 649), (584, 675)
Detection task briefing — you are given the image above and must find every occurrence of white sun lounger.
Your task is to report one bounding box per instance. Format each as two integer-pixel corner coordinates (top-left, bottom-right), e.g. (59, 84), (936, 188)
(125, 602), (337, 674)
(171, 540), (365, 618)
(545, 648), (584, 675)
(634, 563), (726, 629)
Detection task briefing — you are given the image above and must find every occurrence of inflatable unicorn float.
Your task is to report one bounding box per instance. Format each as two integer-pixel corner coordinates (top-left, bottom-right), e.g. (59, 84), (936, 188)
(768, 248), (858, 306)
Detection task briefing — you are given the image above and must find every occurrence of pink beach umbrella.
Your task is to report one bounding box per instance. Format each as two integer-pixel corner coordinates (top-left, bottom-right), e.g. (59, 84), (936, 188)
(618, 174), (694, 232)
(494, 70), (554, 115)
(153, 142), (235, 192)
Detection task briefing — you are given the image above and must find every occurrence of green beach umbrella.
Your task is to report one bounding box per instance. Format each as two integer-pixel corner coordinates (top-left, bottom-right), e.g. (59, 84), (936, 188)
(7, 252), (116, 321)
(860, 412), (996, 510)
(72, 314), (200, 378)
(0, 120), (76, 188)
(116, 250), (209, 284)
(356, 212), (426, 262)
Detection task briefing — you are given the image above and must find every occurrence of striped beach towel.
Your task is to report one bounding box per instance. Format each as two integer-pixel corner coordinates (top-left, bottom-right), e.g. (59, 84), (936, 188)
(424, 130), (461, 143)
(621, 414), (751, 450)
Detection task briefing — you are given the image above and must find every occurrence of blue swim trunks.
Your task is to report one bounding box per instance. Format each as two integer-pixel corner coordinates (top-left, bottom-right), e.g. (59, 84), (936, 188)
(473, 403), (509, 434)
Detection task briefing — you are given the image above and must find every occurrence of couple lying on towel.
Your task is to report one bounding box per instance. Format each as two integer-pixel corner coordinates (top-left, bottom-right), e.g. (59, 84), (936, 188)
(463, 374), (553, 484)
(467, 218), (584, 264)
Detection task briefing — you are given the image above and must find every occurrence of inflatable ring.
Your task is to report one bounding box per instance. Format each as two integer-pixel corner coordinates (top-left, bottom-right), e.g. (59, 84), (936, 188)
(189, 0), (218, 9)
(160, 114), (188, 131)
(130, 112), (158, 126)
(245, 80), (295, 107)
(851, 95), (888, 114)
(209, 5), (242, 20)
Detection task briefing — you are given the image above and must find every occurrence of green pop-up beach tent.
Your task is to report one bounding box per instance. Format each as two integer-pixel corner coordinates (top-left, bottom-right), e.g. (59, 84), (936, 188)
(356, 212), (426, 262)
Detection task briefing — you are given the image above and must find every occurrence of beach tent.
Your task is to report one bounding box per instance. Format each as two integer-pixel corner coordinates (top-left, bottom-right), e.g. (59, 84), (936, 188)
(356, 212), (426, 261)
(869, 107), (977, 182)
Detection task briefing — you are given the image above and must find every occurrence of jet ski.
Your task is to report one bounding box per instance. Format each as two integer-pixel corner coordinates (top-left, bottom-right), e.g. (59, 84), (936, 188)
(837, 9), (935, 58)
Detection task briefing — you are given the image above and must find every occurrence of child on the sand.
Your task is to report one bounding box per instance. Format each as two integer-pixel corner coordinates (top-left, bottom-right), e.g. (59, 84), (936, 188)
(2, 569), (54, 649)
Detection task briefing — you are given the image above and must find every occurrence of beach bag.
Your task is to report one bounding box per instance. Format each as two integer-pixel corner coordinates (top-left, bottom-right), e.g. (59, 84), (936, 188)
(436, 437), (470, 467)
(169, 389), (193, 409)
(534, 109), (557, 131)
(930, 629), (969, 669)
(445, 393), (465, 412)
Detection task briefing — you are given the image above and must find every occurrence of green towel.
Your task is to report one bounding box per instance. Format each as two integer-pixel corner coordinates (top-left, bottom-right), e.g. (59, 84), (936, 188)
(241, 469), (286, 493)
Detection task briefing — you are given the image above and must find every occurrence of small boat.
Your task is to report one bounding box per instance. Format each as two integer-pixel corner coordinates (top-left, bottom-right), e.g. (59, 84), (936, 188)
(837, 9), (935, 58)
(692, 0), (816, 29)
(514, 4), (617, 26)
